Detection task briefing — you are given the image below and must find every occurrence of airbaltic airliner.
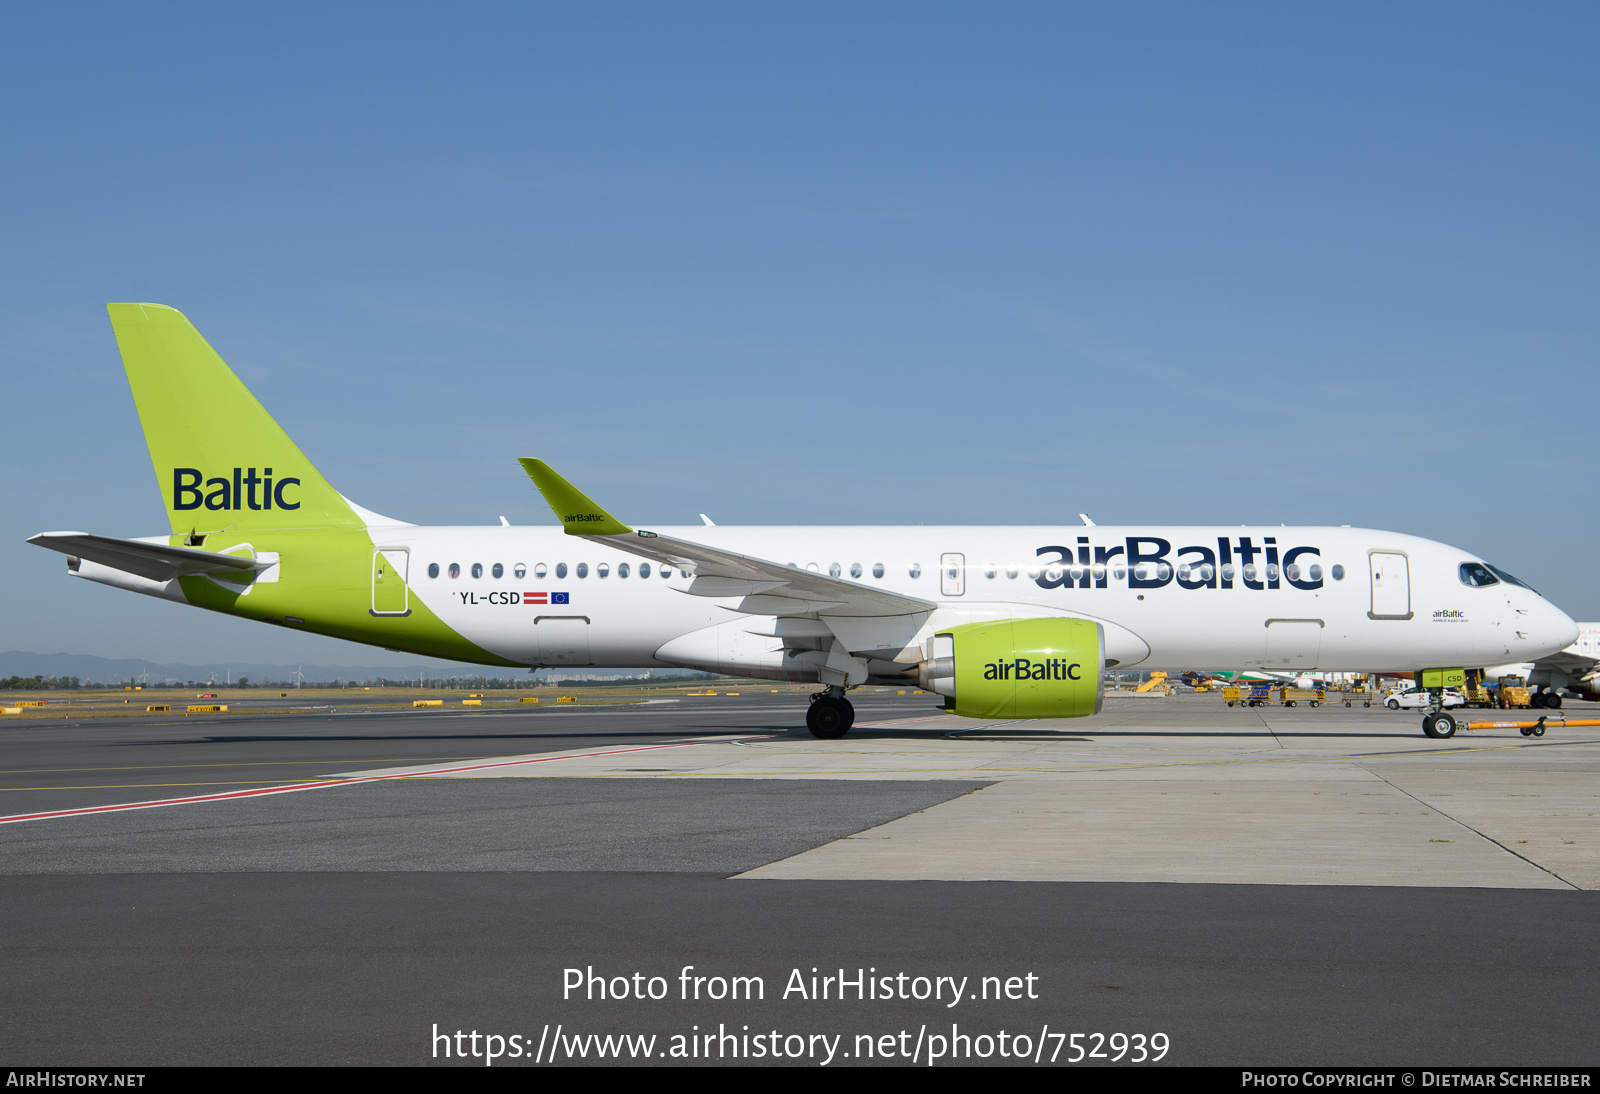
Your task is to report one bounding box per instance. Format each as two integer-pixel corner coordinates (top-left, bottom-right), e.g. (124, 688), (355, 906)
(27, 305), (1579, 740)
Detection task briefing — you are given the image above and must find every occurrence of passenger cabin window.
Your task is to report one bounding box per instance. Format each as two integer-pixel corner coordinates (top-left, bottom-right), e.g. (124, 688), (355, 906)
(428, 563), (440, 579)
(829, 563), (841, 577)
(492, 563), (503, 579)
(1308, 564), (1322, 582)
(576, 563), (588, 578)
(1265, 563), (1279, 582)
(909, 564), (922, 579)
(471, 563), (483, 579)
(984, 564), (997, 579)
(1330, 564), (1345, 581)
(661, 567), (672, 578)
(555, 563), (567, 579)
(449, 563), (460, 579)
(515, 564), (527, 579)
(872, 563), (884, 579)
(640, 563), (651, 578)
(850, 562), (862, 578)
(618, 563), (629, 578)
(1221, 563), (1235, 581)
(597, 563), (610, 578)
(1006, 567), (1018, 579)
(1459, 562), (1501, 587)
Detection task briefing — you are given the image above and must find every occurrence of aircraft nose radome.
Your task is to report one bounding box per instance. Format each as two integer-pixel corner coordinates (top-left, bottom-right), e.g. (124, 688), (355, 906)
(1538, 602), (1580, 656)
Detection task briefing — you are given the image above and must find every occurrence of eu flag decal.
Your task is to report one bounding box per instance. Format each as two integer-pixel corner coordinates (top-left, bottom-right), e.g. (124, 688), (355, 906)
(552, 592), (570, 605)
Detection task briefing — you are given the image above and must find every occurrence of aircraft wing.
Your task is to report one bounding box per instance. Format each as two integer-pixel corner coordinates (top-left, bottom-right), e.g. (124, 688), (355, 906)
(1531, 650), (1600, 674)
(27, 531), (263, 583)
(518, 458), (935, 619)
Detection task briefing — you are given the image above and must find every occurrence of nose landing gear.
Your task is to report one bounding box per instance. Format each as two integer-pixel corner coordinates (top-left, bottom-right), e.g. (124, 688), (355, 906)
(806, 688), (855, 739)
(1422, 710), (1458, 739)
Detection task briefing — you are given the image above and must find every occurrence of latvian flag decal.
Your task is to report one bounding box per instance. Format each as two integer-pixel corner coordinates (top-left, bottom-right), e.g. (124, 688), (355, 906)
(524, 592), (570, 605)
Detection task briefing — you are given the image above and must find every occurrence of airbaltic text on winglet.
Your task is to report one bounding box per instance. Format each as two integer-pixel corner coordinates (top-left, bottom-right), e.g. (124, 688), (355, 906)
(564, 513), (610, 523)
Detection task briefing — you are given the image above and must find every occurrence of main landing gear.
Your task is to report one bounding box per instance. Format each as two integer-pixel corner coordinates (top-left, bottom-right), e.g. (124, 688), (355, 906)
(1530, 690), (1563, 709)
(806, 688), (855, 739)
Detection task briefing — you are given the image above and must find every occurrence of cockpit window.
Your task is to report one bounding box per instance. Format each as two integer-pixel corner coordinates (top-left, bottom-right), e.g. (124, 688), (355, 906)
(1459, 562), (1499, 588)
(1485, 563), (1536, 593)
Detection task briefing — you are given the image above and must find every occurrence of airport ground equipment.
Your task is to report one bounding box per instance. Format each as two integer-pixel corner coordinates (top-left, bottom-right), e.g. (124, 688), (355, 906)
(1458, 668), (1498, 709)
(1339, 685), (1373, 708)
(1135, 672), (1169, 693)
(1499, 685), (1532, 709)
(1222, 684), (1273, 707)
(1276, 686), (1325, 707)
(1466, 715), (1600, 737)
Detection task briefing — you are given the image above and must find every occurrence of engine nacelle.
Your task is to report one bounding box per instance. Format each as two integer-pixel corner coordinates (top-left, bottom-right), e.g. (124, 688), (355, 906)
(916, 618), (1104, 719)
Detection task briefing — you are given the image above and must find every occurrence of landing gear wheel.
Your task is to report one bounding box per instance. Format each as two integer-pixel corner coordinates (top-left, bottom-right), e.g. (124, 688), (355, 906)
(1530, 692), (1547, 709)
(806, 696), (852, 739)
(1423, 711), (1458, 739)
(1546, 693), (1563, 709)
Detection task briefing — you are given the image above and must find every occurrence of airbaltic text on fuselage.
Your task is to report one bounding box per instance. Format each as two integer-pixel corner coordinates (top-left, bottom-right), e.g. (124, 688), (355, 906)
(172, 468), (300, 511)
(1034, 537), (1325, 592)
(985, 658), (1082, 681)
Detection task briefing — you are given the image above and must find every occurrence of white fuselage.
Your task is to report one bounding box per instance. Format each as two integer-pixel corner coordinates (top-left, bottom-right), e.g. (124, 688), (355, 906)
(365, 524), (1577, 678)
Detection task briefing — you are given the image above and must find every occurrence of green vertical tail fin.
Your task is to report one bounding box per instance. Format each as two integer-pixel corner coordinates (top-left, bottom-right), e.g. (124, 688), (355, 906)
(107, 303), (361, 534)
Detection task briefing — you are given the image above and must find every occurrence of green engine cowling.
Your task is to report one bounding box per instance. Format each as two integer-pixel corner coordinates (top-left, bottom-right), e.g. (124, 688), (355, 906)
(917, 618), (1105, 719)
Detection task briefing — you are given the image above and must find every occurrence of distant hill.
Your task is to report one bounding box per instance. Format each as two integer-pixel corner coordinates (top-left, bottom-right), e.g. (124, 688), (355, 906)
(0, 651), (697, 687)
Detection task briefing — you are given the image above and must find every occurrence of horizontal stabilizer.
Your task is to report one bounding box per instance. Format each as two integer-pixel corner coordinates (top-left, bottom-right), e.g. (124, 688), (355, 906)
(27, 532), (264, 583)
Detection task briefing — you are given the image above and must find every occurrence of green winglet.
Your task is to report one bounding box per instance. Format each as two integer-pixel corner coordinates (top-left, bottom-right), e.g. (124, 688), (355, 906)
(518, 458), (633, 536)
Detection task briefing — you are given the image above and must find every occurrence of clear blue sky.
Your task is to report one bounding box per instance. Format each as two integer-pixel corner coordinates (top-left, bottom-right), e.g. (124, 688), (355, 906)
(3, 3), (1596, 665)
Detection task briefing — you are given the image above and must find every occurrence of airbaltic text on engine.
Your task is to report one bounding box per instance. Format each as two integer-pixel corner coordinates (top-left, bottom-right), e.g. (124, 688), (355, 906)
(983, 658), (1082, 681)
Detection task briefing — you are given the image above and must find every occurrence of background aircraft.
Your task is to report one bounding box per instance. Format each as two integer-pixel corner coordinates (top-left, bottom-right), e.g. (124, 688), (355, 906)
(1484, 624), (1600, 708)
